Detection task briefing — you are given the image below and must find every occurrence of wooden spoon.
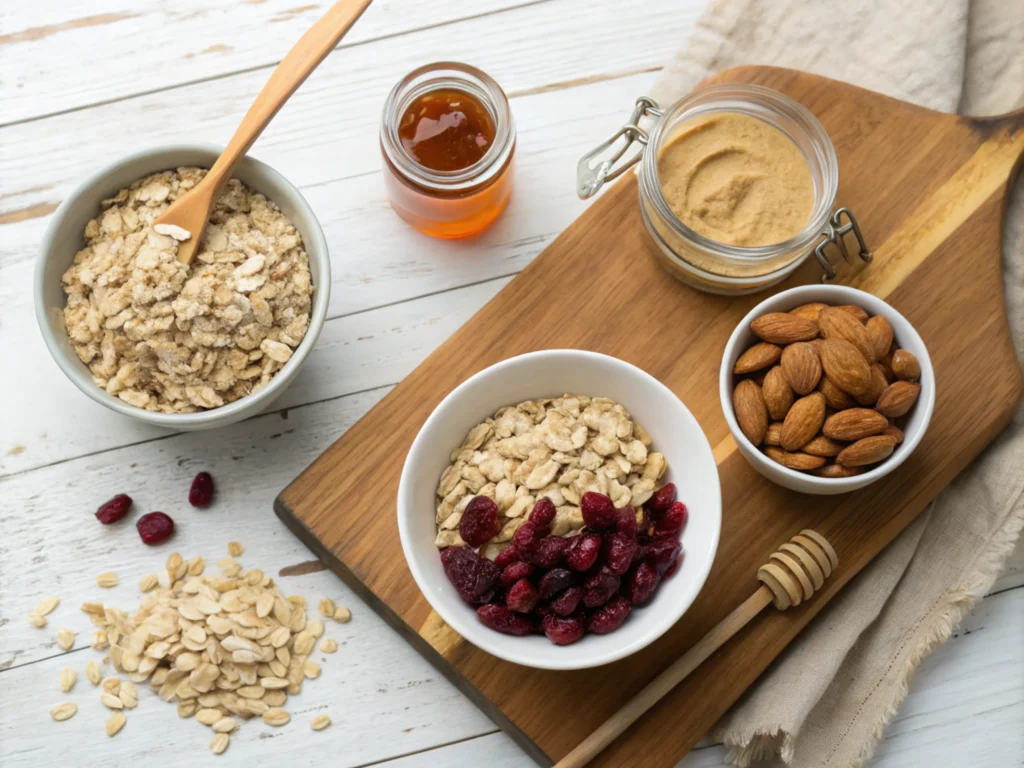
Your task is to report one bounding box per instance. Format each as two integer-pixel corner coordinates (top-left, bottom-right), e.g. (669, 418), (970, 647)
(155, 0), (373, 265)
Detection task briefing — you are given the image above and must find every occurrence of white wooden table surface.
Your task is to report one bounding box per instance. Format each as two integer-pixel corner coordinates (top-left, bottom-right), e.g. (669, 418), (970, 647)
(1, 2), (1021, 766)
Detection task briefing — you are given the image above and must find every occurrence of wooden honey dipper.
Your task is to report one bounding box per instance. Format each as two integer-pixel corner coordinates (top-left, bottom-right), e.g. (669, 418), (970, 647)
(555, 529), (838, 768)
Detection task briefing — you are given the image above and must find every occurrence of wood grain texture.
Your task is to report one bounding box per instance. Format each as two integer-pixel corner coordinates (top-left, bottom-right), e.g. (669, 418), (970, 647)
(276, 66), (1023, 767)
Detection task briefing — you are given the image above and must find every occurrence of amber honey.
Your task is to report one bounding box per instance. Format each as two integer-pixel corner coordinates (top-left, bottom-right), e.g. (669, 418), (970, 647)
(380, 63), (516, 239)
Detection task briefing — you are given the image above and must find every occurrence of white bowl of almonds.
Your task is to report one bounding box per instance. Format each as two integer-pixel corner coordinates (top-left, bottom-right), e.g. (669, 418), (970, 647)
(720, 285), (934, 495)
(34, 145), (330, 430)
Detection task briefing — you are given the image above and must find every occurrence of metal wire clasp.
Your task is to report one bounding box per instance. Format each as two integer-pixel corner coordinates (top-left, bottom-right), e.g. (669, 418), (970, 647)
(577, 97), (663, 199)
(816, 208), (872, 281)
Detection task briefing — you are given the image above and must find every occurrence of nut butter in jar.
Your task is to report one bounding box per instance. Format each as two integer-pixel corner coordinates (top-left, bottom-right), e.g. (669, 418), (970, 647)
(380, 62), (516, 239)
(580, 85), (866, 294)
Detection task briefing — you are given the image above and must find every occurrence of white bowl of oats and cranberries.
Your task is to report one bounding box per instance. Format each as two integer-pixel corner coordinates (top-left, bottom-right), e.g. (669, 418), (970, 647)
(34, 145), (330, 430)
(397, 350), (721, 670)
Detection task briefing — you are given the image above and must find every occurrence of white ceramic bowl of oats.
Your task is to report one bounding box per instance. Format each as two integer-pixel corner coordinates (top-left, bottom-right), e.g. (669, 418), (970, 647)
(34, 144), (330, 430)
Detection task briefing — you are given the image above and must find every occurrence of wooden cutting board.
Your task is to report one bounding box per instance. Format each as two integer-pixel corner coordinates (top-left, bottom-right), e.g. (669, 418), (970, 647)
(275, 66), (1024, 767)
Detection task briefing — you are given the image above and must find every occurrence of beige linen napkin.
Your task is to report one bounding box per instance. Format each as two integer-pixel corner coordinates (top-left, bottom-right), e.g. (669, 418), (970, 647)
(648, 2), (1024, 766)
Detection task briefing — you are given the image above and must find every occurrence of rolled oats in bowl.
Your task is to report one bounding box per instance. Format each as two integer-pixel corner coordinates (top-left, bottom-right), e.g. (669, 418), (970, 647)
(60, 167), (313, 413)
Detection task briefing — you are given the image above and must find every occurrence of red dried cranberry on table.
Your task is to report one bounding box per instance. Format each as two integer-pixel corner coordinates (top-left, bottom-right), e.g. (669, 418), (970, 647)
(500, 560), (534, 588)
(646, 482), (677, 514)
(136, 511), (175, 545)
(615, 506), (637, 538)
(494, 544), (519, 567)
(441, 546), (500, 604)
(477, 604), (534, 636)
(95, 494), (133, 525)
(645, 537), (682, 575)
(459, 496), (501, 547)
(538, 567), (575, 599)
(541, 612), (586, 645)
(602, 532), (637, 576)
(565, 532), (602, 572)
(580, 491), (617, 530)
(548, 585), (585, 616)
(531, 535), (571, 568)
(588, 595), (632, 634)
(583, 565), (621, 608)
(188, 471), (215, 508)
(506, 578), (539, 613)
(627, 561), (662, 605)
(653, 501), (688, 538)
(527, 497), (556, 532)
(512, 520), (542, 558)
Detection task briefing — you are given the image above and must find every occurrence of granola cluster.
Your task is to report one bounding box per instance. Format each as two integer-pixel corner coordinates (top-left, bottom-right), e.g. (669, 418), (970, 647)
(61, 168), (313, 413)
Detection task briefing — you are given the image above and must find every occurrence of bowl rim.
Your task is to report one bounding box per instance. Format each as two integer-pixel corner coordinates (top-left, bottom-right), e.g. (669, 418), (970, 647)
(719, 284), (935, 490)
(33, 143), (331, 428)
(397, 349), (722, 670)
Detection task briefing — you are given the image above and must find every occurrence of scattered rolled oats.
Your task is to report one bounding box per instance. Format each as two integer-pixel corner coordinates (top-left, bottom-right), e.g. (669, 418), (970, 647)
(96, 572), (119, 588)
(187, 556), (206, 576)
(319, 638), (338, 654)
(102, 677), (121, 696)
(106, 711), (127, 737)
(101, 693), (125, 710)
(59, 668), (77, 692)
(139, 573), (160, 592)
(50, 702), (77, 721)
(61, 169), (313, 414)
(212, 717), (237, 734)
(306, 619), (325, 639)
(263, 690), (287, 707)
(318, 598), (336, 618)
(303, 661), (321, 680)
(196, 708), (222, 726)
(86, 661), (103, 686)
(217, 557), (241, 576)
(36, 596), (61, 616)
(119, 681), (138, 709)
(56, 628), (75, 651)
(210, 733), (230, 755)
(310, 714), (331, 731)
(263, 708), (290, 727)
(27, 613), (46, 628)
(227, 541), (244, 557)
(333, 606), (351, 624)
(91, 630), (109, 650)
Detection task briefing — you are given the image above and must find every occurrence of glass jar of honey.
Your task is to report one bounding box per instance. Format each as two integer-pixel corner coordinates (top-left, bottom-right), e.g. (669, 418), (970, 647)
(380, 62), (516, 239)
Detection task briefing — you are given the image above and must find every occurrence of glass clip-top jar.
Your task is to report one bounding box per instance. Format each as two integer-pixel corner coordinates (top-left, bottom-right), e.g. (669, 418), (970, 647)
(577, 85), (871, 294)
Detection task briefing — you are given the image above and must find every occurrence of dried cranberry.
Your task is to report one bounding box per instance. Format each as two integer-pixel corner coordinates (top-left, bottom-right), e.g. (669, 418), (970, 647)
(531, 536), (571, 568)
(136, 511), (175, 545)
(588, 595), (632, 634)
(512, 522), (541, 558)
(615, 507), (637, 539)
(500, 560), (534, 588)
(663, 552), (683, 580)
(632, 542), (650, 564)
(583, 566), (621, 608)
(653, 502), (688, 537)
(506, 578), (539, 613)
(188, 472), (215, 508)
(580, 492), (617, 530)
(441, 546), (500, 604)
(565, 532), (602, 572)
(527, 497), (557, 533)
(459, 496), (501, 548)
(541, 612), (586, 645)
(95, 494), (132, 525)
(538, 568), (575, 599)
(646, 483), (677, 515)
(645, 538), (682, 575)
(627, 561), (662, 605)
(602, 532), (637, 576)
(549, 585), (585, 616)
(494, 545), (519, 567)
(477, 604), (534, 636)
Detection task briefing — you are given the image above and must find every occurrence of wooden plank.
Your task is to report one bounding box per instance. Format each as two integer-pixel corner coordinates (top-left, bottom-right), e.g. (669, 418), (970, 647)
(275, 67), (1024, 766)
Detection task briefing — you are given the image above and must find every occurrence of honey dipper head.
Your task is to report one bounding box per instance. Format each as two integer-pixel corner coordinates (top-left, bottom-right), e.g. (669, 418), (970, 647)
(757, 529), (838, 609)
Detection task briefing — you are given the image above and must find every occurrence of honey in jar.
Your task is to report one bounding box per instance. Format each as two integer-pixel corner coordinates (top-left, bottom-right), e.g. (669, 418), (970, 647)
(380, 63), (516, 239)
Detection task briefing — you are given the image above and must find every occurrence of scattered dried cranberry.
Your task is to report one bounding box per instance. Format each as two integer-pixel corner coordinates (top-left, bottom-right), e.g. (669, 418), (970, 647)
(188, 471), (215, 508)
(583, 566), (621, 608)
(95, 494), (133, 525)
(538, 568), (574, 599)
(632, 542), (650, 564)
(477, 604), (534, 636)
(459, 496), (501, 548)
(500, 561), (534, 588)
(654, 502), (688, 537)
(646, 483), (677, 515)
(531, 536), (571, 568)
(506, 578), (539, 613)
(602, 532), (637, 576)
(512, 521), (542, 558)
(441, 546), (500, 604)
(580, 492), (617, 530)
(136, 511), (175, 545)
(548, 585), (585, 616)
(565, 532), (602, 572)
(588, 595), (632, 634)
(615, 506), (637, 539)
(494, 545), (519, 567)
(645, 538), (682, 575)
(663, 552), (683, 580)
(527, 497), (556, 533)
(541, 612), (586, 645)
(627, 561), (662, 605)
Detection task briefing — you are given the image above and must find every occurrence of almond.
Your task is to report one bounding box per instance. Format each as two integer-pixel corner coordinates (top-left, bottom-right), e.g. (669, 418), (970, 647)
(781, 342), (822, 395)
(789, 302), (829, 322)
(733, 379), (768, 446)
(819, 338), (871, 395)
(817, 375), (857, 410)
(762, 367), (794, 420)
(801, 434), (846, 457)
(764, 446), (826, 471)
(855, 364), (889, 407)
(733, 342), (783, 375)
(750, 313), (819, 344)
(866, 316), (894, 361)
(819, 308), (876, 363)
(883, 425), (905, 443)
(875, 381), (921, 418)
(764, 422), (783, 446)
(811, 463), (863, 478)
(891, 349), (921, 381)
(781, 392), (826, 451)
(822, 408), (888, 441)
(836, 435), (898, 467)
(836, 304), (869, 323)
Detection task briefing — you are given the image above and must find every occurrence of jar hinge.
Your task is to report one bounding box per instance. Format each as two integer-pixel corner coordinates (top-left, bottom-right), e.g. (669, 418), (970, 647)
(816, 208), (872, 281)
(576, 97), (663, 199)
